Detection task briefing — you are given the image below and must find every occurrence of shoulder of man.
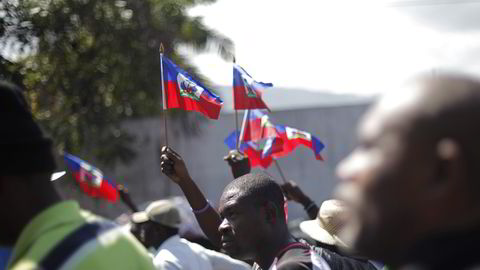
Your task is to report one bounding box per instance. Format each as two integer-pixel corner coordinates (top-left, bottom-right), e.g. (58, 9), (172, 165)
(276, 245), (330, 270)
(154, 251), (183, 270)
(50, 210), (155, 270)
(312, 246), (377, 270)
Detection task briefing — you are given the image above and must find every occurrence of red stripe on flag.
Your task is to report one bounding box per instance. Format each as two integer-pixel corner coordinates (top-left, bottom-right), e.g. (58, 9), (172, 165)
(244, 147), (273, 168)
(72, 172), (118, 202)
(166, 81), (222, 120)
(233, 86), (269, 110)
(242, 120), (279, 142)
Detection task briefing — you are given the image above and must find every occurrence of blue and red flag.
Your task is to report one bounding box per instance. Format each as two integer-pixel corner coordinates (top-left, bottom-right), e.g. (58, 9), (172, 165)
(162, 56), (223, 119)
(64, 153), (118, 202)
(261, 137), (284, 159)
(224, 131), (281, 168)
(233, 64), (273, 110)
(241, 110), (279, 142)
(272, 126), (325, 161)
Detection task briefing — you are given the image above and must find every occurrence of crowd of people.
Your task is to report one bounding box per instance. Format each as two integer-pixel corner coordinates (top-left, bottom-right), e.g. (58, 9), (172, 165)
(2, 71), (480, 270)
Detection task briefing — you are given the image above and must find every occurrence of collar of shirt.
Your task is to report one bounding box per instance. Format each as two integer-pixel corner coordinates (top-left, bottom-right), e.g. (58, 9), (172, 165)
(159, 235), (181, 249)
(8, 200), (84, 267)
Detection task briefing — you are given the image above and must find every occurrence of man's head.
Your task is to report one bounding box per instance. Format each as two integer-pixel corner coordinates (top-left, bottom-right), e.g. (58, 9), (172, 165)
(335, 73), (480, 264)
(130, 200), (181, 249)
(218, 172), (286, 261)
(0, 81), (56, 175)
(0, 81), (57, 246)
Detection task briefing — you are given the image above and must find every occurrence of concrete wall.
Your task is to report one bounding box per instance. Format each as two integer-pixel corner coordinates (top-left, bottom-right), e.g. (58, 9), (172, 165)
(58, 103), (370, 220)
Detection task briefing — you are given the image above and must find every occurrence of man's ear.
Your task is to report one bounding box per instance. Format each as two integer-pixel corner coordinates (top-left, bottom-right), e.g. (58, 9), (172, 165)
(430, 138), (466, 198)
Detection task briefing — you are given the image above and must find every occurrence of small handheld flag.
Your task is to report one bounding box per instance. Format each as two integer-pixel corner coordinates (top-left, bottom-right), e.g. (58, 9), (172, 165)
(64, 153), (118, 202)
(239, 109), (280, 143)
(233, 64), (273, 110)
(162, 56), (223, 120)
(225, 130), (282, 168)
(273, 125), (325, 161)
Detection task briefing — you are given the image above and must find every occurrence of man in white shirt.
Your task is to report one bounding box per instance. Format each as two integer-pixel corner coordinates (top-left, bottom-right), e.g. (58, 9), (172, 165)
(130, 199), (250, 270)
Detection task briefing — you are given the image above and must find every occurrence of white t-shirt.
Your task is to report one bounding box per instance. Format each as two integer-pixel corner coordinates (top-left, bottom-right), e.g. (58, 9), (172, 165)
(153, 235), (250, 270)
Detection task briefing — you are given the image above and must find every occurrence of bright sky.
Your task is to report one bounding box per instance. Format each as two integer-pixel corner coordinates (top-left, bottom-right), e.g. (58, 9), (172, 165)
(184, 0), (480, 96)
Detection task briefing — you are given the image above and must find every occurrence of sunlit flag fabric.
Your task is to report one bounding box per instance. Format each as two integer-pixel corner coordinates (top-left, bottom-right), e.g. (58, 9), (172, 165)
(64, 153), (118, 202)
(224, 130), (281, 168)
(260, 137), (284, 159)
(233, 64), (273, 110)
(272, 126), (325, 161)
(162, 56), (223, 119)
(241, 110), (279, 142)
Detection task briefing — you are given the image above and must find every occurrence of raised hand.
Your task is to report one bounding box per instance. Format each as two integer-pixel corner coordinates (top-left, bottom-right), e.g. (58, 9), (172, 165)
(281, 180), (319, 220)
(223, 150), (251, 179)
(281, 180), (310, 204)
(160, 146), (192, 184)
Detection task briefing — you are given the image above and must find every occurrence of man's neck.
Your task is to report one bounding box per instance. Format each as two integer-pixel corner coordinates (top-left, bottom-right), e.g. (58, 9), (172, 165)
(10, 183), (62, 245)
(254, 231), (297, 270)
(155, 232), (178, 250)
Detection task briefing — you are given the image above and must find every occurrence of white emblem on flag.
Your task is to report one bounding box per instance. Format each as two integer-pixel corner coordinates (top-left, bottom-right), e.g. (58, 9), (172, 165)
(79, 162), (103, 187)
(242, 76), (257, 98)
(286, 127), (311, 141)
(260, 115), (270, 128)
(177, 73), (204, 100)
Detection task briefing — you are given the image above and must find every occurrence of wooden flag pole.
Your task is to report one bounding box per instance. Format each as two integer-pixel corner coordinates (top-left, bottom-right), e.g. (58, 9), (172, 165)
(233, 57), (240, 150)
(233, 56), (243, 150)
(235, 110), (240, 149)
(238, 109), (249, 148)
(274, 159), (287, 183)
(159, 43), (169, 147)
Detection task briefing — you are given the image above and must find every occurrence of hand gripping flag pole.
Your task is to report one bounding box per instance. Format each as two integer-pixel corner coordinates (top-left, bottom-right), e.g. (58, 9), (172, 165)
(159, 43), (169, 146)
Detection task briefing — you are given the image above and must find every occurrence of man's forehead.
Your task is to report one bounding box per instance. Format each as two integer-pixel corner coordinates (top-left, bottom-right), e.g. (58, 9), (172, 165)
(359, 83), (424, 140)
(219, 187), (248, 209)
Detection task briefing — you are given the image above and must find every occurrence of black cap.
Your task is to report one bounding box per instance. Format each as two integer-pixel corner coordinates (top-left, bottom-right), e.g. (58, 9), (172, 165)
(0, 81), (56, 174)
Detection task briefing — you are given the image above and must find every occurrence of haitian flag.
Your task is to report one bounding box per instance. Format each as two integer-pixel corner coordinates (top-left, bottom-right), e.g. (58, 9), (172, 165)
(272, 126), (325, 161)
(224, 131), (281, 168)
(261, 137), (284, 159)
(241, 110), (279, 142)
(64, 153), (118, 202)
(162, 56), (223, 119)
(233, 64), (273, 110)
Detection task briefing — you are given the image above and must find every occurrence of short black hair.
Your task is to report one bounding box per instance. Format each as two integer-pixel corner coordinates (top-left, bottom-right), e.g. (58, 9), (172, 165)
(224, 172), (285, 219)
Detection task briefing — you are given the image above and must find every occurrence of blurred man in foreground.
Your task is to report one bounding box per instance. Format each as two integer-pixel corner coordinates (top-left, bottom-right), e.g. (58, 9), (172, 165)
(130, 199), (250, 270)
(0, 81), (154, 270)
(336, 73), (480, 269)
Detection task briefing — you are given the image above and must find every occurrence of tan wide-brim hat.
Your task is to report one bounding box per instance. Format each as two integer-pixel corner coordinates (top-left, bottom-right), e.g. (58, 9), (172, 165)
(131, 199), (181, 228)
(299, 199), (348, 248)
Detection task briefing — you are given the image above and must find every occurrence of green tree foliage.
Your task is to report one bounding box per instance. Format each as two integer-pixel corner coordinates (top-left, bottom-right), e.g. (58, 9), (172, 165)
(0, 0), (233, 167)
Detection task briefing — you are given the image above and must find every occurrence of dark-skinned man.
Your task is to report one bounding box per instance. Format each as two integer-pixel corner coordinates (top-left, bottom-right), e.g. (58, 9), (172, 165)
(0, 81), (155, 270)
(160, 147), (331, 270)
(335, 72), (480, 269)
(130, 199), (250, 270)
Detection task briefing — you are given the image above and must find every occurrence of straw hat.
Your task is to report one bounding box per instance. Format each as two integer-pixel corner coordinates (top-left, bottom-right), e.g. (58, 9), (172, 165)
(299, 200), (348, 247)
